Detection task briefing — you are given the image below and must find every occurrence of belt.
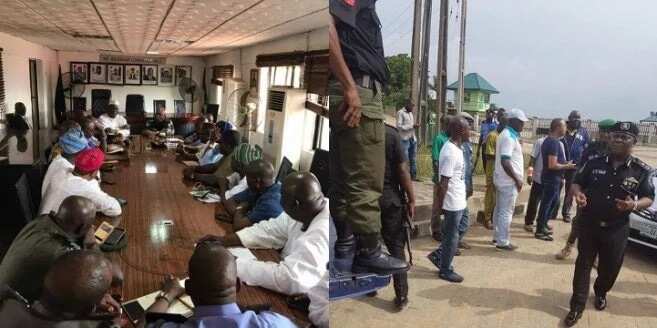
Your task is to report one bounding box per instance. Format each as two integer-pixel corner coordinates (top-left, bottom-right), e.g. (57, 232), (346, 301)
(353, 74), (381, 92)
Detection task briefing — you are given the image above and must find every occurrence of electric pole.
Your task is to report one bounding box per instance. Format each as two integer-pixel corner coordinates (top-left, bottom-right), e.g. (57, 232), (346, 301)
(410, 0), (424, 140)
(456, 0), (467, 113)
(436, 0), (449, 132)
(419, 0), (433, 144)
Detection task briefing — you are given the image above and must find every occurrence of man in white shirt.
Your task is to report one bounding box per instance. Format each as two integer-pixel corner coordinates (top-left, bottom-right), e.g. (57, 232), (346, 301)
(200, 172), (328, 296)
(426, 116), (470, 283)
(493, 108), (529, 250)
(42, 126), (89, 198)
(98, 103), (130, 142)
(40, 148), (122, 219)
(396, 100), (420, 181)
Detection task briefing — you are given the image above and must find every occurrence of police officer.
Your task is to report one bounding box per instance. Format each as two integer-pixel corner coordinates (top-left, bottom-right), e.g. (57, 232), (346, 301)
(565, 121), (654, 326)
(556, 119), (616, 259)
(379, 123), (416, 309)
(329, 0), (408, 274)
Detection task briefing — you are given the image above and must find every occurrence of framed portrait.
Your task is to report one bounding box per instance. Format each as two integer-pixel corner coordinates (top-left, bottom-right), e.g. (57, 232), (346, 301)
(124, 64), (142, 85)
(89, 63), (107, 84)
(141, 65), (158, 85)
(70, 62), (88, 84)
(107, 64), (124, 85)
(159, 65), (174, 87)
(175, 65), (192, 86)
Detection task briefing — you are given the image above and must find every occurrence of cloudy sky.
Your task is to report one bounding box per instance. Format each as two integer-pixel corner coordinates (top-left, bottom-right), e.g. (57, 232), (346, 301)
(378, 0), (657, 121)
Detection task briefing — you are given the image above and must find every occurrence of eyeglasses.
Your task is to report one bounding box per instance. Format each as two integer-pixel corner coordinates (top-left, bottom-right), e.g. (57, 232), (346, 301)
(610, 132), (635, 142)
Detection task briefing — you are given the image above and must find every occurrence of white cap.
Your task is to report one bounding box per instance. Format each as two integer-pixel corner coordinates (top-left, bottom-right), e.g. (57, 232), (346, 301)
(506, 108), (528, 122)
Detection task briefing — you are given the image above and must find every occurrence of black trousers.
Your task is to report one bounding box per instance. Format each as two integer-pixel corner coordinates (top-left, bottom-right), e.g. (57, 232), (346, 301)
(562, 170), (576, 218)
(380, 203), (408, 299)
(570, 222), (629, 311)
(524, 181), (561, 226)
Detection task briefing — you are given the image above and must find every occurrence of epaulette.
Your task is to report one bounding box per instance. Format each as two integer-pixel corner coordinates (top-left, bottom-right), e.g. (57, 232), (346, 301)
(631, 157), (653, 172)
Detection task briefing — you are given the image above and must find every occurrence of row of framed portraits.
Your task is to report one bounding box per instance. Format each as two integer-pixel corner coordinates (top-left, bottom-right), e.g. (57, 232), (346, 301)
(70, 62), (192, 87)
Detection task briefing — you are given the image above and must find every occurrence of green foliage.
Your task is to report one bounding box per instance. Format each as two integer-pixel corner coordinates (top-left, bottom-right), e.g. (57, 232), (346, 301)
(383, 54), (411, 110)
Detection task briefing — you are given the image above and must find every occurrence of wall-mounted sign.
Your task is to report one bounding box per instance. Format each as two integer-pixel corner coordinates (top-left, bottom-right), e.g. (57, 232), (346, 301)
(99, 53), (166, 65)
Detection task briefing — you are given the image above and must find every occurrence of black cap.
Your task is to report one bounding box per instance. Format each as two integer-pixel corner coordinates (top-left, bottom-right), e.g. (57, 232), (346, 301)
(610, 121), (639, 137)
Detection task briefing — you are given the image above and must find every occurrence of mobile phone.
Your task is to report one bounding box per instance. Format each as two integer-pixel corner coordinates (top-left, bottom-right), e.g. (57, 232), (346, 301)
(122, 300), (145, 325)
(104, 227), (125, 246)
(94, 222), (115, 244)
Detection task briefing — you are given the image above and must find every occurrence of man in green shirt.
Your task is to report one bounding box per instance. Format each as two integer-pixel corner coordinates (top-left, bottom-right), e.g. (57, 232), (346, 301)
(0, 196), (97, 302)
(430, 115), (452, 241)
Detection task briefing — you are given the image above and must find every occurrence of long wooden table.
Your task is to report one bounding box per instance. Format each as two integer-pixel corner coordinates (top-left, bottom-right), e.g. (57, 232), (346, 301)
(101, 149), (308, 325)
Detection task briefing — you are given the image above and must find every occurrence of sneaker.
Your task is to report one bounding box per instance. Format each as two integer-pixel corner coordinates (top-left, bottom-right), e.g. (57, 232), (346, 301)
(438, 271), (464, 283)
(523, 224), (534, 233)
(458, 241), (471, 249)
(535, 233), (554, 241)
(496, 244), (518, 251)
(555, 244), (573, 260)
(427, 250), (441, 270)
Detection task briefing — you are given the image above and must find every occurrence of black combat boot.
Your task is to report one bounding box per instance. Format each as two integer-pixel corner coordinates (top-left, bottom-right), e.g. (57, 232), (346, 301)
(352, 234), (409, 275)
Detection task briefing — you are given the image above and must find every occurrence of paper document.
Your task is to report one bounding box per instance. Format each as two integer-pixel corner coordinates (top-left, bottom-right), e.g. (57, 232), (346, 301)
(228, 247), (257, 261)
(132, 278), (194, 317)
(182, 160), (199, 167)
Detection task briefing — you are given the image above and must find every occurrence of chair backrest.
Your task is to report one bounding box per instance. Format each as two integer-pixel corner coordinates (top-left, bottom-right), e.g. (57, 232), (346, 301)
(91, 89), (111, 117)
(276, 157), (296, 183)
(174, 100), (186, 116)
(72, 97), (87, 112)
(15, 173), (35, 224)
(153, 100), (166, 113)
(310, 149), (330, 195)
(206, 104), (219, 122)
(126, 94), (145, 115)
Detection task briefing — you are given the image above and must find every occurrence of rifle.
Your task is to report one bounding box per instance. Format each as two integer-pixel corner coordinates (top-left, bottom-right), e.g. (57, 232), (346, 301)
(400, 192), (414, 266)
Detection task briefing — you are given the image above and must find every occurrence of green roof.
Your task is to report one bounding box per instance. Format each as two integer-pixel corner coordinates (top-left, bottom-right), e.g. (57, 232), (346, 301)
(447, 73), (499, 94)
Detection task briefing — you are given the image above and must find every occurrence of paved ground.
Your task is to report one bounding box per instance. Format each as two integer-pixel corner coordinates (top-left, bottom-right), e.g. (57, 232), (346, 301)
(330, 146), (657, 327)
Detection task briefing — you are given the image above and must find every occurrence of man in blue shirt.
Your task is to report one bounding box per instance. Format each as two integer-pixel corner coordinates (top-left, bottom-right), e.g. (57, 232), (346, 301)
(223, 159), (283, 231)
(143, 241), (296, 328)
(561, 110), (590, 222)
(474, 108), (498, 173)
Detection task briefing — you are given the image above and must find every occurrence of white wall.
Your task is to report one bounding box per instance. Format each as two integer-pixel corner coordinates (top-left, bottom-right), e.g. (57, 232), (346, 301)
(57, 51), (206, 114)
(0, 31), (58, 128)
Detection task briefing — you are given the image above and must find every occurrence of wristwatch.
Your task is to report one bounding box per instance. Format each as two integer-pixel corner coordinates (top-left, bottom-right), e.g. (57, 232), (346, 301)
(156, 291), (173, 305)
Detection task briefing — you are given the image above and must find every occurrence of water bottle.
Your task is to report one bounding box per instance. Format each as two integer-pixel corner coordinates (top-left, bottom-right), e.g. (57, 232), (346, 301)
(167, 121), (174, 137)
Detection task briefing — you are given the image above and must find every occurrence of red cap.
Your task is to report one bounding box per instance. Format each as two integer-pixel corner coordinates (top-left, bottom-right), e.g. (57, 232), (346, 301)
(75, 148), (105, 174)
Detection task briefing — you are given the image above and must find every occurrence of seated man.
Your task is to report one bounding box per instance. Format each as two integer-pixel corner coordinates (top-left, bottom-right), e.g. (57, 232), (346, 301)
(201, 172), (329, 295)
(219, 143), (263, 199)
(98, 103), (130, 144)
(0, 196), (98, 302)
(144, 106), (172, 138)
(0, 250), (121, 327)
(41, 126), (89, 198)
(141, 241), (296, 328)
(183, 130), (240, 187)
(80, 115), (108, 152)
(219, 160), (283, 231)
(7, 102), (30, 131)
(40, 147), (122, 219)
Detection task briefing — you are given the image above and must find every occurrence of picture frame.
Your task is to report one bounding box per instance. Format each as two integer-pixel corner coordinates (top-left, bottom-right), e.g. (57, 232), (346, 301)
(175, 65), (192, 86)
(89, 63), (107, 84)
(141, 64), (158, 86)
(159, 65), (174, 87)
(107, 64), (124, 85)
(249, 69), (259, 89)
(70, 62), (88, 84)
(124, 64), (142, 85)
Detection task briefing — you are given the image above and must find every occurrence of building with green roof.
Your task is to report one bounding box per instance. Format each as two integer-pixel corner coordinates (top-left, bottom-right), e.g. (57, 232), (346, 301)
(447, 73), (499, 113)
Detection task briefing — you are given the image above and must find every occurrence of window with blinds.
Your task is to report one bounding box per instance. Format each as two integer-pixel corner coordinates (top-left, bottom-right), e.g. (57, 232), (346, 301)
(211, 65), (234, 84)
(0, 48), (5, 112)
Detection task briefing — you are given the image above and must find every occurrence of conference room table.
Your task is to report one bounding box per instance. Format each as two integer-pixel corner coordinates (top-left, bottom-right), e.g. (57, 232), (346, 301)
(101, 142), (309, 325)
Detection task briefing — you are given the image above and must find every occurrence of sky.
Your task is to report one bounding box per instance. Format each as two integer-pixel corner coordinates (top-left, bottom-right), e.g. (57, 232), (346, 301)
(378, 0), (657, 121)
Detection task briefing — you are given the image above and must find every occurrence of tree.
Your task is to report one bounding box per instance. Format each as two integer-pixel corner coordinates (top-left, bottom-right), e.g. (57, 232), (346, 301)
(383, 54), (412, 110)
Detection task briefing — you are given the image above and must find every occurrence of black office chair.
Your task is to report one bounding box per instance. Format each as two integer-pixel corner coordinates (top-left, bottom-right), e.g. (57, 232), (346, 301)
(310, 149), (330, 195)
(126, 94), (145, 115)
(153, 100), (166, 113)
(276, 157), (296, 183)
(91, 89), (111, 117)
(206, 104), (219, 122)
(15, 173), (36, 224)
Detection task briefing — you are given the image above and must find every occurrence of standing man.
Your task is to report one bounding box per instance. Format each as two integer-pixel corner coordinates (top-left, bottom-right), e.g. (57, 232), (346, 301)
(474, 107), (498, 174)
(561, 110), (590, 223)
(397, 100), (420, 181)
(457, 112), (475, 251)
(556, 119), (615, 259)
(493, 109), (528, 250)
(329, 0), (408, 274)
(524, 134), (563, 232)
(380, 123), (416, 309)
(479, 109), (506, 230)
(426, 117), (470, 283)
(535, 119), (576, 241)
(430, 115), (452, 241)
(565, 122), (654, 326)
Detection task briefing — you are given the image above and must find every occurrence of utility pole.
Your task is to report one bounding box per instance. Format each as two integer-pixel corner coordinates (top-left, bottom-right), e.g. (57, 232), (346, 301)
(419, 0), (433, 144)
(410, 0), (424, 140)
(456, 0), (468, 113)
(436, 0), (449, 132)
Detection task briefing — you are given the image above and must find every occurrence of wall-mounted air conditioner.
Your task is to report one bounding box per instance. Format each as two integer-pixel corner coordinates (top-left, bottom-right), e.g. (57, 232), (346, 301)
(263, 87), (307, 170)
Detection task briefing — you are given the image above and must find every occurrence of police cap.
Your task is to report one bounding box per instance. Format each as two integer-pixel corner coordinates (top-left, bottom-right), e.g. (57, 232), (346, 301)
(610, 121), (639, 137)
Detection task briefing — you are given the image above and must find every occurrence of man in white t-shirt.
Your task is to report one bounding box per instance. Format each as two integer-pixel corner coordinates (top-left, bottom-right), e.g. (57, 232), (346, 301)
(492, 108), (529, 250)
(40, 148), (122, 219)
(426, 116), (470, 283)
(98, 103), (130, 143)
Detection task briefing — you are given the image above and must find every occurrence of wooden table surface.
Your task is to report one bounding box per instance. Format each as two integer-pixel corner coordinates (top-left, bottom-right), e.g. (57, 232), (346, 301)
(102, 149), (308, 325)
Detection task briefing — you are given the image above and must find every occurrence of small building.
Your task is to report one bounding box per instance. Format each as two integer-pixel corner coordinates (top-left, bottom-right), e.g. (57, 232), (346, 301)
(447, 73), (499, 114)
(640, 112), (657, 124)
